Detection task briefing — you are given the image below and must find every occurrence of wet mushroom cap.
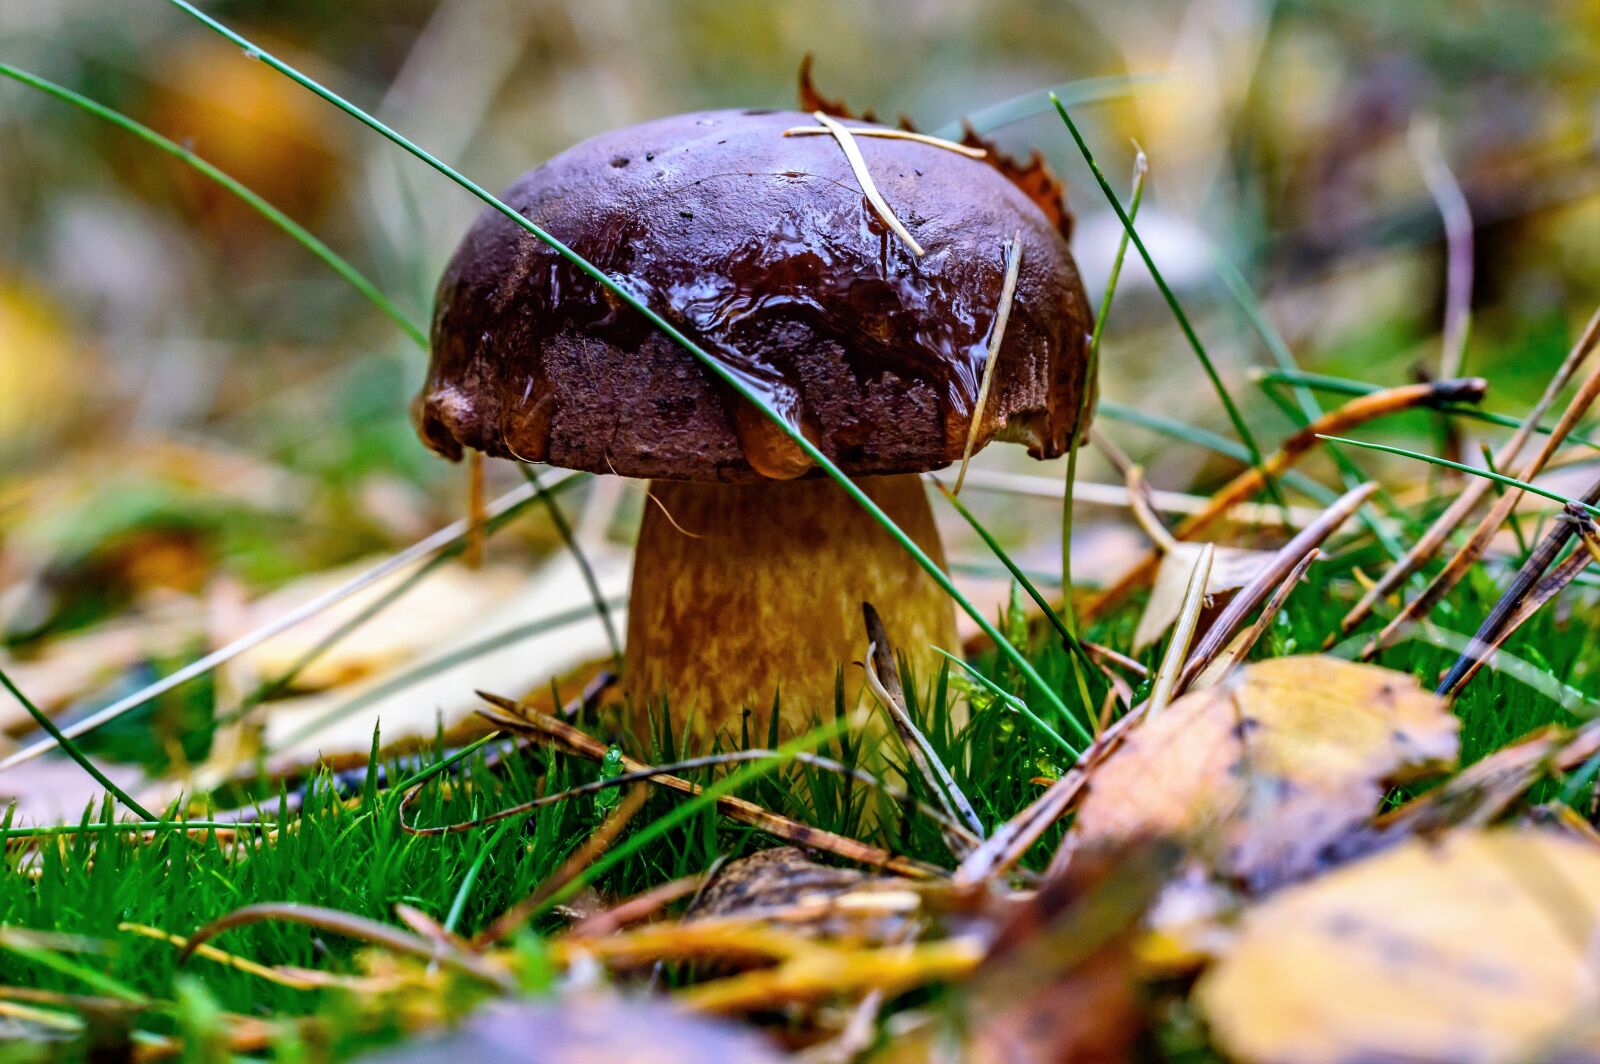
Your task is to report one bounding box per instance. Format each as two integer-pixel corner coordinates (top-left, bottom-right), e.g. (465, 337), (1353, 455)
(416, 108), (1094, 482)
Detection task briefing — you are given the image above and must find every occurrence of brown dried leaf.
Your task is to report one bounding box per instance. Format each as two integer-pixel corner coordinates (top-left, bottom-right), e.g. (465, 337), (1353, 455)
(1071, 656), (1458, 890)
(879, 841), (1173, 1064)
(1197, 828), (1600, 1064)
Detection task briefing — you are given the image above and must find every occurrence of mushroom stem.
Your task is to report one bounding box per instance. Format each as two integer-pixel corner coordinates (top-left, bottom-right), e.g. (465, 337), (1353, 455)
(625, 474), (960, 740)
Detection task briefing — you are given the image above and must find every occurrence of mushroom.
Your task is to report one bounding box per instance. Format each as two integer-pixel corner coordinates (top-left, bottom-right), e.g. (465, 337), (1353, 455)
(415, 109), (1093, 741)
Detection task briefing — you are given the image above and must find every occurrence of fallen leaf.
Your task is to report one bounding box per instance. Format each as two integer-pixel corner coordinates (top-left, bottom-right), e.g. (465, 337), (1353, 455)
(360, 996), (784, 1063)
(1196, 828), (1600, 1064)
(230, 559), (530, 692)
(252, 548), (629, 767)
(687, 848), (869, 921)
(1070, 656), (1458, 890)
(1132, 543), (1282, 652)
(684, 848), (920, 948)
(878, 840), (1174, 1064)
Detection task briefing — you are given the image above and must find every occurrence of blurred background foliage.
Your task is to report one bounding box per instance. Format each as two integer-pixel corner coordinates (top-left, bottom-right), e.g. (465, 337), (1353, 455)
(2, 0), (1598, 665)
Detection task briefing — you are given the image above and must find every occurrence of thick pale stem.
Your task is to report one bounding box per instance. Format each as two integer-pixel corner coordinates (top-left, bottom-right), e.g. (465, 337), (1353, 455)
(625, 474), (959, 741)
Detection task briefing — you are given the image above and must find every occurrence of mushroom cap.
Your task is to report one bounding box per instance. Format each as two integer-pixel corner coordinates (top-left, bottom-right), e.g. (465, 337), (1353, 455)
(416, 109), (1094, 482)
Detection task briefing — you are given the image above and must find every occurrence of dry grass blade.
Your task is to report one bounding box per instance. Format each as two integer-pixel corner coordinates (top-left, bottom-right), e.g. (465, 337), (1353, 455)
(1088, 380), (1485, 620)
(810, 111), (924, 256)
(567, 874), (707, 937)
(119, 922), (321, 990)
(474, 785), (649, 947)
(1192, 548), (1317, 690)
(177, 903), (512, 989)
(862, 603), (983, 842)
(1083, 641), (1148, 680)
(1148, 544), (1212, 716)
(953, 233), (1023, 494)
(1175, 482), (1376, 693)
(1366, 349), (1600, 658)
(1447, 547), (1594, 697)
(1437, 499), (1600, 697)
(0, 473), (573, 772)
(1410, 119), (1474, 381)
(1125, 465), (1179, 552)
(476, 691), (941, 878)
(960, 468), (1324, 528)
(782, 125), (987, 158)
(465, 451), (485, 569)
(679, 937), (983, 1013)
(1338, 306), (1600, 640)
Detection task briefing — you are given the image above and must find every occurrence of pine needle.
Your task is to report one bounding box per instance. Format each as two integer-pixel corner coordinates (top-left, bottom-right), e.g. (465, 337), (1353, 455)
(810, 111), (925, 256)
(953, 233), (1023, 494)
(783, 125), (987, 158)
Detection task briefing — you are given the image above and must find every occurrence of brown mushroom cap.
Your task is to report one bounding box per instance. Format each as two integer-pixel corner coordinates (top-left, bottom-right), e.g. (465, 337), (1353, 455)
(417, 109), (1094, 483)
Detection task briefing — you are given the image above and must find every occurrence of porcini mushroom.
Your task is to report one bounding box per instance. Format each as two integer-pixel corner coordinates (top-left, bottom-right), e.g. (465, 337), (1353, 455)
(415, 108), (1093, 741)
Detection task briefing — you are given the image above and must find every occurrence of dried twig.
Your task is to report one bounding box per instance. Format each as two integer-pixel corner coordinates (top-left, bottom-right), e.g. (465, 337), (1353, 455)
(1365, 350), (1600, 658)
(477, 692), (941, 878)
(120, 922), (320, 991)
(566, 874), (707, 938)
(954, 234), (1023, 494)
(1436, 497), (1600, 697)
(177, 903), (512, 989)
(1338, 306), (1600, 639)
(398, 746), (965, 839)
(1087, 380), (1485, 621)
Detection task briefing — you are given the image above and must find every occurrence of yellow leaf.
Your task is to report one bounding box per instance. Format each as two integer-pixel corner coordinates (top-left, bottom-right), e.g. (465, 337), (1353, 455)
(1071, 656), (1457, 888)
(1196, 828), (1600, 1064)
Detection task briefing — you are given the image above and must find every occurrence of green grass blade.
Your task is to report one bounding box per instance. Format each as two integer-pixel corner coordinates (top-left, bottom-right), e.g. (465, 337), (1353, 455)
(537, 722), (843, 917)
(1097, 400), (1335, 503)
(1067, 151), (1145, 609)
(164, 0), (1075, 726)
(930, 648), (1075, 755)
(1317, 434), (1600, 518)
(0, 669), (156, 820)
(0, 62), (426, 350)
(0, 821), (274, 839)
(934, 483), (1094, 742)
(931, 73), (1163, 140)
(519, 465), (622, 669)
(444, 819), (516, 934)
(1049, 95), (1272, 494)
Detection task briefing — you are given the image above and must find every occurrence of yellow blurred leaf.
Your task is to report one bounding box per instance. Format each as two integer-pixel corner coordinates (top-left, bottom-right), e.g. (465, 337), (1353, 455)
(1196, 828), (1600, 1064)
(1071, 656), (1458, 888)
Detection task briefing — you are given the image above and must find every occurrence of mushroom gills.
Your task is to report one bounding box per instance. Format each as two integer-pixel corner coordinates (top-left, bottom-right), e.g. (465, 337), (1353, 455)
(624, 473), (960, 741)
